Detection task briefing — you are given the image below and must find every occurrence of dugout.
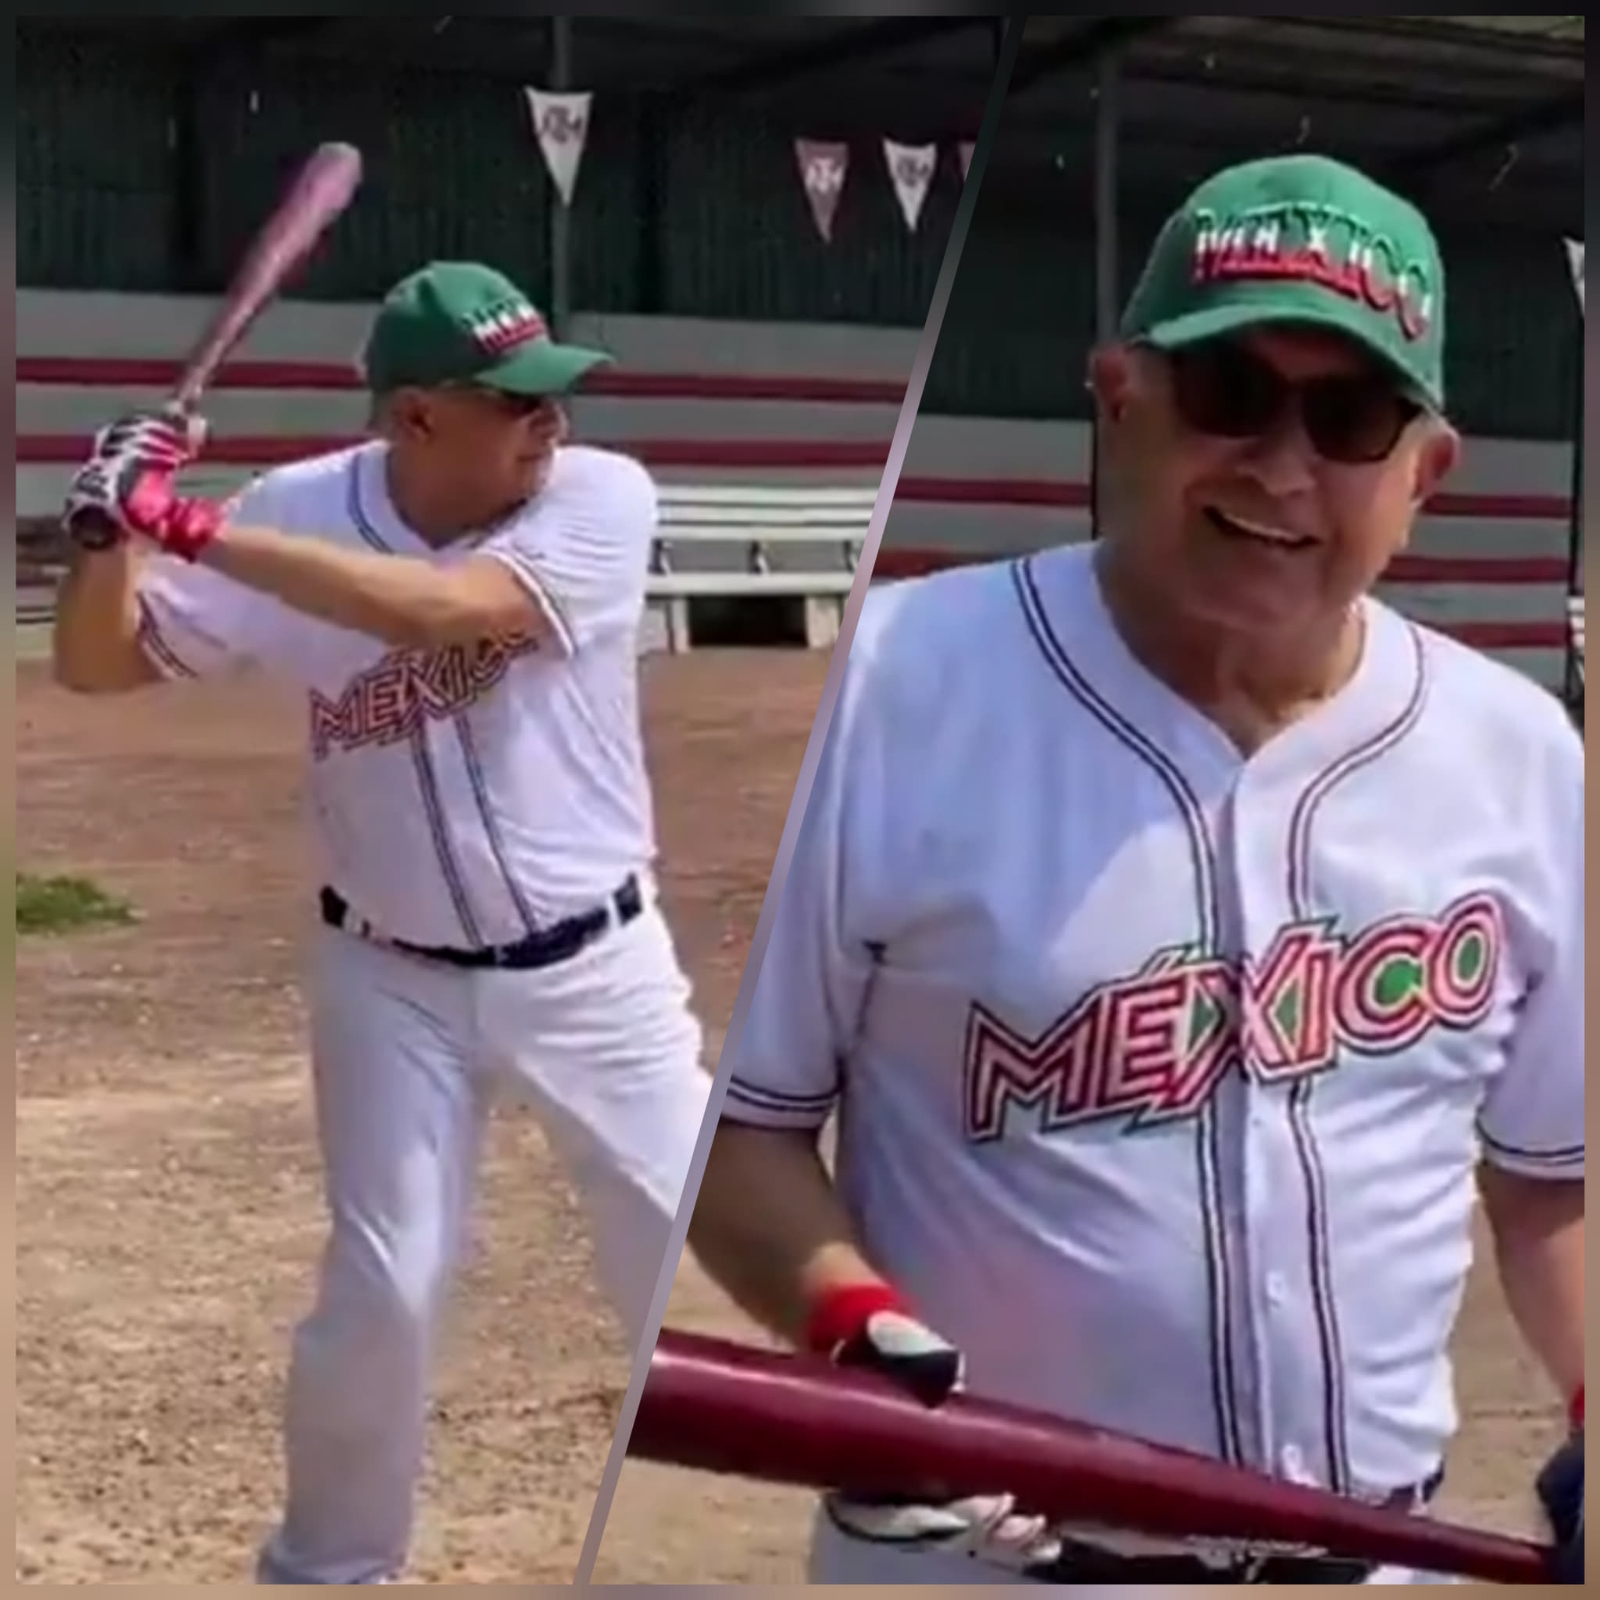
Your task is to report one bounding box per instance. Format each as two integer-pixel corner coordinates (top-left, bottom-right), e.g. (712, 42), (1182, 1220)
(25, 17), (1579, 412)
(15, 18), (1585, 679)
(16, 17), (1003, 325)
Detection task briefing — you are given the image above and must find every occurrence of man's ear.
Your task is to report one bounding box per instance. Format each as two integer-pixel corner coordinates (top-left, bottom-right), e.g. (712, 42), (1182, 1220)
(380, 388), (436, 444)
(1411, 416), (1461, 506)
(1087, 342), (1138, 425)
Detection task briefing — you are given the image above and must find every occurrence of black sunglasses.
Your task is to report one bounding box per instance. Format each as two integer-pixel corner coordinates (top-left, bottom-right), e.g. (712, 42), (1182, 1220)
(1164, 340), (1424, 465)
(446, 383), (562, 420)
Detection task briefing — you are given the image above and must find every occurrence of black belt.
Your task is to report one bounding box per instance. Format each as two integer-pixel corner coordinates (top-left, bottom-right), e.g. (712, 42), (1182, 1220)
(1026, 1468), (1444, 1586)
(1030, 1544), (1373, 1584)
(319, 874), (643, 970)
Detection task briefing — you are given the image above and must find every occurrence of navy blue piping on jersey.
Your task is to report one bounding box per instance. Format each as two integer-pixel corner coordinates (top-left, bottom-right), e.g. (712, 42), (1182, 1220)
(1472, 800), (1584, 1175)
(406, 728), (485, 947)
(347, 452), (391, 554)
(351, 451), (546, 942)
(722, 948), (877, 1129)
(134, 593), (200, 678)
(348, 457), (483, 946)
(1283, 619), (1429, 1497)
(1014, 556), (1247, 1472)
(723, 1077), (839, 1126)
(454, 713), (540, 936)
(723, 851), (884, 1134)
(1475, 1128), (1585, 1170)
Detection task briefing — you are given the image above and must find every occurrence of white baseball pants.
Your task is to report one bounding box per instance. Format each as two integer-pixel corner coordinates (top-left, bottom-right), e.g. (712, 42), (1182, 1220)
(256, 895), (709, 1585)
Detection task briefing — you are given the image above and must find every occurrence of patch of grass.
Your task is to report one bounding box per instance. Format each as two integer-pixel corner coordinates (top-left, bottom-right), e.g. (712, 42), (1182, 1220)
(16, 871), (136, 936)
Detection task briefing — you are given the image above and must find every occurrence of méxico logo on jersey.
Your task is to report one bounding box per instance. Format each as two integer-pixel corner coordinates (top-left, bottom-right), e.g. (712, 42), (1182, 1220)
(963, 891), (1503, 1143)
(308, 634), (540, 760)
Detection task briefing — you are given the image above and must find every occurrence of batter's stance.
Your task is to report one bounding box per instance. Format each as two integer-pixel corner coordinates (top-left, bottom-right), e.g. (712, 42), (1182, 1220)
(688, 156), (1583, 1586)
(53, 262), (712, 1584)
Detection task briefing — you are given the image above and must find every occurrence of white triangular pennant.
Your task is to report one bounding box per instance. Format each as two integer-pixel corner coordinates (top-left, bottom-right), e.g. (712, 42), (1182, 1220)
(794, 138), (849, 243)
(883, 138), (937, 233)
(1566, 238), (1584, 313)
(958, 141), (975, 181)
(524, 87), (592, 207)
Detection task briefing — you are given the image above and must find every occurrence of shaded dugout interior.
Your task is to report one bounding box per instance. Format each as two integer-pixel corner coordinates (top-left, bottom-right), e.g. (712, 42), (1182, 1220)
(17, 16), (1583, 435)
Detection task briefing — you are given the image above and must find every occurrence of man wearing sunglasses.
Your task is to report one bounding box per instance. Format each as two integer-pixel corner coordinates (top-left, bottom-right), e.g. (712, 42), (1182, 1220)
(689, 154), (1583, 1586)
(50, 261), (714, 1584)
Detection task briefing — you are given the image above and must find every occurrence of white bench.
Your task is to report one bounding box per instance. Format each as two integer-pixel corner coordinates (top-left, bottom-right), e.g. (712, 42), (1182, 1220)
(12, 483), (879, 653)
(647, 484), (875, 650)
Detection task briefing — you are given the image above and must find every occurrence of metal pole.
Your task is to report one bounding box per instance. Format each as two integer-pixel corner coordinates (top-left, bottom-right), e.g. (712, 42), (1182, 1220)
(549, 14), (574, 334)
(1093, 54), (1120, 344)
(1089, 50), (1120, 540)
(1563, 322), (1584, 721)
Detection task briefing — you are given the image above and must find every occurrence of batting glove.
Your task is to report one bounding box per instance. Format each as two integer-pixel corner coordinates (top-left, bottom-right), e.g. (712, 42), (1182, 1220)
(807, 1284), (1062, 1572)
(63, 406), (210, 553)
(123, 476), (228, 563)
(67, 408), (227, 562)
(1538, 1390), (1583, 1583)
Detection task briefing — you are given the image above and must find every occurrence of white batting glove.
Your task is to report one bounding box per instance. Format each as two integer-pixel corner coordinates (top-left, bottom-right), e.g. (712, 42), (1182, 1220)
(813, 1300), (1062, 1573)
(826, 1489), (1063, 1570)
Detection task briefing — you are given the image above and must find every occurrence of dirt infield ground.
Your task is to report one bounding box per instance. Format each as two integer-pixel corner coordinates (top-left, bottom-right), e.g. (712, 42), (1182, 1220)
(15, 649), (823, 1585)
(17, 648), (1560, 1586)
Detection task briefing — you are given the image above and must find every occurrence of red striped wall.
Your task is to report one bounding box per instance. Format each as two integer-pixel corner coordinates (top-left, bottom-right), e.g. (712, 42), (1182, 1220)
(15, 290), (1576, 688)
(876, 416), (1573, 683)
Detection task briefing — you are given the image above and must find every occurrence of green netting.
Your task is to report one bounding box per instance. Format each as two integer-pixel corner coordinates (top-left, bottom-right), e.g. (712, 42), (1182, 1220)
(17, 29), (178, 290)
(16, 24), (1579, 438)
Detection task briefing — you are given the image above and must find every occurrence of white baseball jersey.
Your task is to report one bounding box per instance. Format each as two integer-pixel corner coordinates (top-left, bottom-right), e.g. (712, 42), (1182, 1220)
(727, 541), (1583, 1497)
(135, 440), (658, 944)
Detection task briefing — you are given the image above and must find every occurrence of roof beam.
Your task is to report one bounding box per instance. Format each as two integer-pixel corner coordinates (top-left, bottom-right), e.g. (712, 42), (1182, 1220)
(189, 19), (341, 59)
(1349, 16), (1583, 66)
(677, 17), (992, 98)
(1387, 86), (1583, 181)
(1009, 18), (1181, 98)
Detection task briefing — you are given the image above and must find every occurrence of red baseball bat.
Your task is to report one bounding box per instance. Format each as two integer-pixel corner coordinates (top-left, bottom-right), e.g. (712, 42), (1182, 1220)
(173, 140), (364, 407)
(630, 1329), (1551, 1585)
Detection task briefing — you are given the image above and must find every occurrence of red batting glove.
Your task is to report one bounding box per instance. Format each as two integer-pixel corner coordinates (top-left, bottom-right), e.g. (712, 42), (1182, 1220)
(805, 1281), (964, 1411)
(123, 469), (227, 562)
(804, 1281), (911, 1356)
(62, 406), (207, 552)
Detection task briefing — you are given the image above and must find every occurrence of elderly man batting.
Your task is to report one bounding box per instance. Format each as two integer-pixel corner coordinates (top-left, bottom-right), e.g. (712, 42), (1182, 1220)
(687, 155), (1584, 1587)
(53, 261), (713, 1585)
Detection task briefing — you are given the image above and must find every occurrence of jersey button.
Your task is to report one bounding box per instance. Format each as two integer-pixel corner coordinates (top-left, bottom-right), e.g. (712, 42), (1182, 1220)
(1265, 1273), (1288, 1304)
(1280, 1444), (1309, 1480)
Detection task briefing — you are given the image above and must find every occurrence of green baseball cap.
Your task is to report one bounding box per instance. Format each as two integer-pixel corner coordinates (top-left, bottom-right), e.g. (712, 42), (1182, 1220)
(1120, 154), (1446, 410)
(361, 260), (612, 396)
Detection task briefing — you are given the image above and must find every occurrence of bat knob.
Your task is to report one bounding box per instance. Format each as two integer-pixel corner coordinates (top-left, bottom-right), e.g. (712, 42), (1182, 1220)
(62, 509), (121, 551)
(159, 401), (210, 456)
